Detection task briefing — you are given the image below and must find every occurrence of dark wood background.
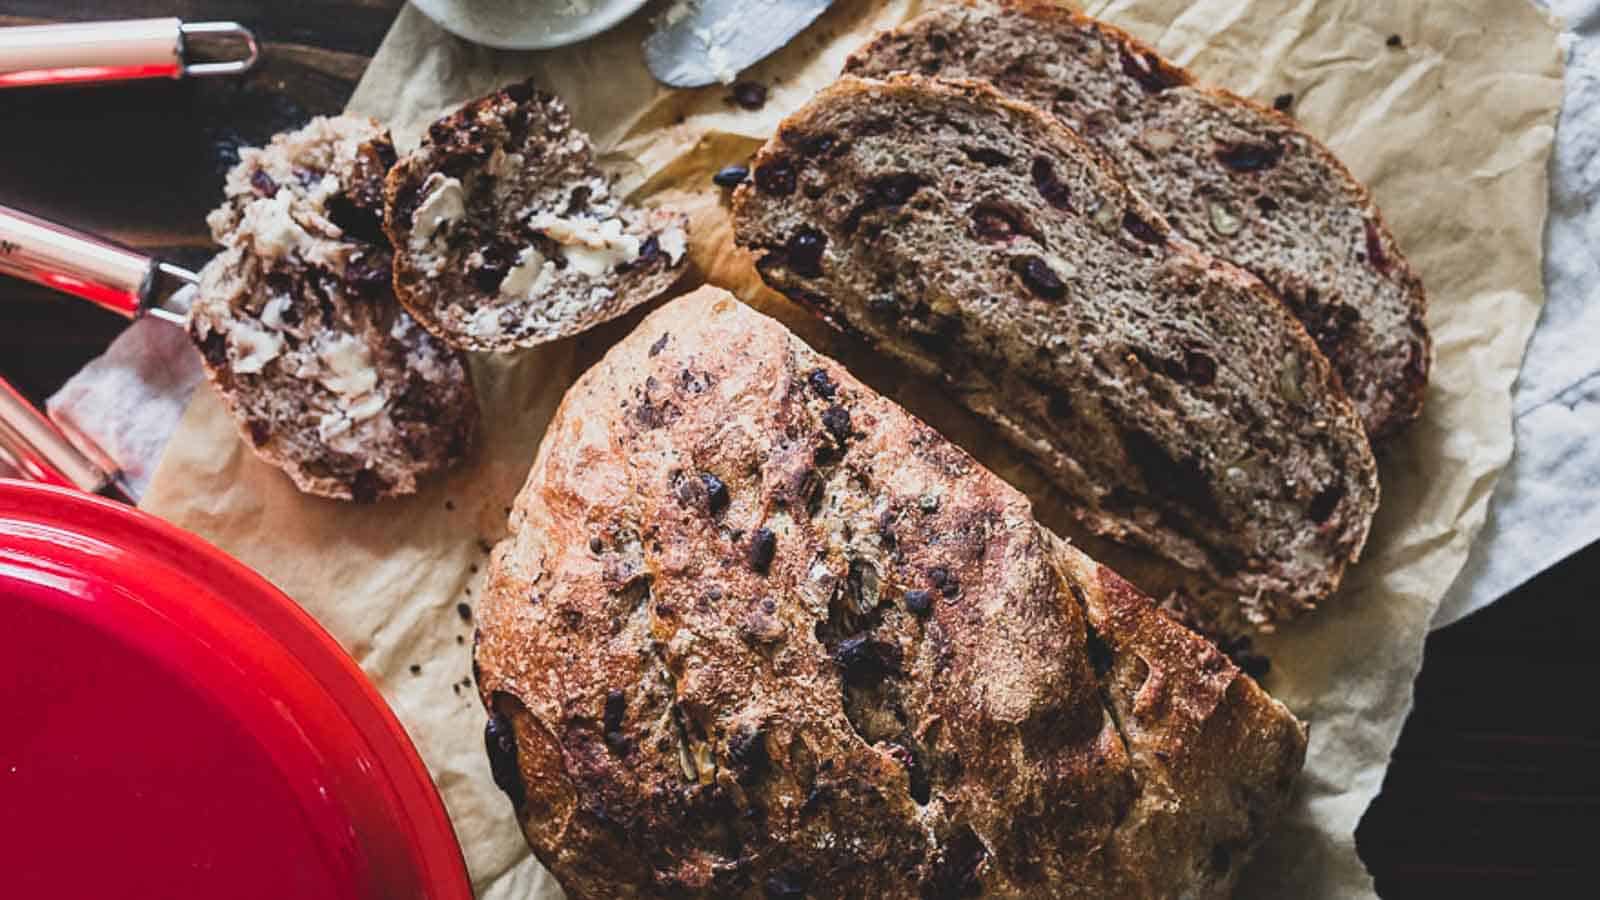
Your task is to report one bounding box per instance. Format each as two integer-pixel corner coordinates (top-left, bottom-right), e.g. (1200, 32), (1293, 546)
(0, 3), (1593, 896)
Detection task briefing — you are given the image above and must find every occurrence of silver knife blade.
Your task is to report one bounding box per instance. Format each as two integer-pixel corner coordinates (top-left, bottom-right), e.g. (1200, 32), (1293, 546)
(643, 0), (836, 88)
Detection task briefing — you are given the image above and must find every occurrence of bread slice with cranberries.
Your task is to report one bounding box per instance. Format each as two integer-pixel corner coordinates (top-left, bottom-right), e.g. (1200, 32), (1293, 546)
(193, 115), (478, 502)
(732, 75), (1379, 622)
(383, 79), (689, 352)
(846, 0), (1429, 442)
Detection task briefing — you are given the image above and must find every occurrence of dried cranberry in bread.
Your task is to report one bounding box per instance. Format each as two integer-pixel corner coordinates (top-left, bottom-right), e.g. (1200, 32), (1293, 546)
(383, 79), (689, 352)
(847, 0), (1430, 442)
(733, 75), (1379, 622)
(474, 286), (1306, 898)
(192, 116), (477, 502)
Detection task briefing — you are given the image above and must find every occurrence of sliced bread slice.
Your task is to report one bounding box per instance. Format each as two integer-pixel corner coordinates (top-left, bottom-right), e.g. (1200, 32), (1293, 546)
(732, 75), (1379, 622)
(192, 116), (478, 502)
(846, 1), (1429, 442)
(383, 80), (689, 352)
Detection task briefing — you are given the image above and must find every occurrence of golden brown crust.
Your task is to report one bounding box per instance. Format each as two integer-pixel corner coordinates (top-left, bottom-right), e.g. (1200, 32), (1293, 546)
(475, 287), (1307, 897)
(1051, 535), (1308, 894)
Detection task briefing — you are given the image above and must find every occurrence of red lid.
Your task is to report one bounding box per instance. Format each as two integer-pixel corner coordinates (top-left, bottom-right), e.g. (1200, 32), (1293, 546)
(0, 480), (471, 899)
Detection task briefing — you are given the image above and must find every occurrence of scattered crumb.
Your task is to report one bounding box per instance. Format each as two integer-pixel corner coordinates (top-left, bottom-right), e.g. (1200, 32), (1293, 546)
(452, 683), (462, 696)
(409, 664), (422, 675)
(445, 499), (455, 511)
(729, 81), (768, 110)
(456, 601), (473, 622)
(477, 538), (492, 553)
(469, 564), (479, 574)
(713, 165), (750, 188)
(1386, 34), (1403, 48)
(456, 634), (465, 645)
(1273, 92), (1294, 112)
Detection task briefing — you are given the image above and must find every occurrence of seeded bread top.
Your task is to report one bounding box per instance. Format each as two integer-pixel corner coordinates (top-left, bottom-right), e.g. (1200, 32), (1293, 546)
(383, 79), (690, 352)
(847, 0), (1430, 442)
(732, 75), (1379, 623)
(191, 116), (478, 502)
(475, 286), (1306, 898)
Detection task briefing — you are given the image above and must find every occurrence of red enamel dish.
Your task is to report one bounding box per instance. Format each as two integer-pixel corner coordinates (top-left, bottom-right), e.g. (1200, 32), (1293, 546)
(0, 480), (471, 899)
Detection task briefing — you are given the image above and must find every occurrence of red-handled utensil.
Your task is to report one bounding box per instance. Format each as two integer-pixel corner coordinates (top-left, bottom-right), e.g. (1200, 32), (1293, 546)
(0, 17), (258, 88)
(0, 202), (193, 324)
(0, 375), (130, 499)
(0, 205), (196, 504)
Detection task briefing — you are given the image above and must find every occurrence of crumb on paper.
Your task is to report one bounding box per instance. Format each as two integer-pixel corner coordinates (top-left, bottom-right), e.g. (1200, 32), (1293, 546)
(730, 81), (768, 110)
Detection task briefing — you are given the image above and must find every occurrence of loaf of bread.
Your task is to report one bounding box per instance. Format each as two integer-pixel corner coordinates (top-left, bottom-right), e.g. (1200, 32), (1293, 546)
(474, 286), (1307, 898)
(192, 116), (478, 502)
(383, 79), (689, 352)
(732, 75), (1378, 623)
(847, 0), (1429, 442)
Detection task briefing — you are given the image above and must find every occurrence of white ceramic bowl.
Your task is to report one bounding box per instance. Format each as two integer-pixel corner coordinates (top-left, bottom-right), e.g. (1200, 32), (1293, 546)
(410, 0), (651, 51)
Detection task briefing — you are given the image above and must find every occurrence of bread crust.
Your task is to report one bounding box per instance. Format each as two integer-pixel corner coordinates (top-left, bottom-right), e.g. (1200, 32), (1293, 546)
(732, 74), (1379, 623)
(847, 0), (1430, 442)
(475, 287), (1306, 898)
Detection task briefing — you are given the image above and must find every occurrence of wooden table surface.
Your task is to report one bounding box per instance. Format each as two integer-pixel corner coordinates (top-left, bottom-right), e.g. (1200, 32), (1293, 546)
(1, 3), (1593, 896)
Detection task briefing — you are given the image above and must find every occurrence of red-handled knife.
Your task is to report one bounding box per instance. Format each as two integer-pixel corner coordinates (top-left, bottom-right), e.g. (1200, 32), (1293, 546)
(0, 18), (257, 88)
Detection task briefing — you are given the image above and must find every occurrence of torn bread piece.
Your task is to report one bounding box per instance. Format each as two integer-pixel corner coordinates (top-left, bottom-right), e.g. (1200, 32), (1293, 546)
(192, 116), (478, 502)
(384, 79), (689, 352)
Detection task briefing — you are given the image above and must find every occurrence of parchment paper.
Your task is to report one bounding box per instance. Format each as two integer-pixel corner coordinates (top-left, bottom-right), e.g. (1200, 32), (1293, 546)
(1436, 0), (1600, 628)
(141, 1), (1565, 896)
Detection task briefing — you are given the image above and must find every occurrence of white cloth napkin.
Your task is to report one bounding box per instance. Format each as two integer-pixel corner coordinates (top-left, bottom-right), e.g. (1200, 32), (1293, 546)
(1433, 0), (1600, 626)
(46, 1), (1596, 631)
(45, 292), (202, 501)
